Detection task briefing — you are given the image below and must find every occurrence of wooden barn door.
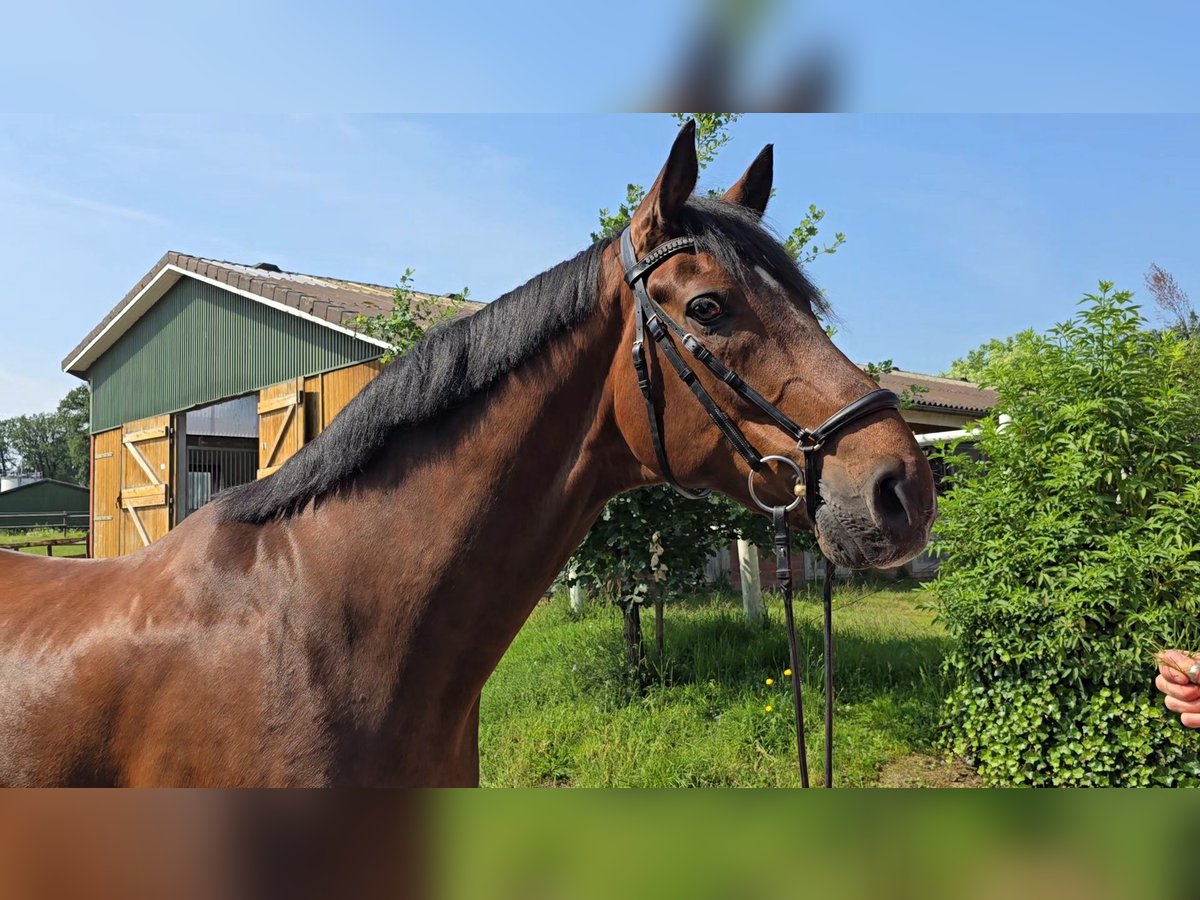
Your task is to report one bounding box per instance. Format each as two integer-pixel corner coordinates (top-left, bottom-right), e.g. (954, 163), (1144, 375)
(119, 414), (173, 553)
(91, 427), (122, 559)
(301, 360), (383, 440)
(257, 377), (306, 478)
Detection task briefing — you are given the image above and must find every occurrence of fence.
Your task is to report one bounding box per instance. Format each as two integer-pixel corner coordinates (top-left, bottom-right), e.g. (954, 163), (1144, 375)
(0, 511), (90, 557)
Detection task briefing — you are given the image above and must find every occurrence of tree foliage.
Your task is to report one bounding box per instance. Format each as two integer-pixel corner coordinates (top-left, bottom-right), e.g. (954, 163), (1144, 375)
(6, 414), (71, 483)
(933, 285), (1200, 786)
(0, 420), (15, 477)
(568, 489), (732, 610)
(783, 204), (845, 266)
(56, 385), (91, 485)
(353, 269), (468, 363)
(941, 333), (1033, 383)
(0, 385), (91, 485)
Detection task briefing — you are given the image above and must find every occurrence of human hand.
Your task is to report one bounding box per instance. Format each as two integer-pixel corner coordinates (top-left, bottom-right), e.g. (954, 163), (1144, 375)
(1155, 650), (1200, 729)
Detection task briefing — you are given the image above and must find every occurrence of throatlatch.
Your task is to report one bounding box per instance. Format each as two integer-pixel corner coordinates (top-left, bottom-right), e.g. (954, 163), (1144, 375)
(620, 227), (900, 787)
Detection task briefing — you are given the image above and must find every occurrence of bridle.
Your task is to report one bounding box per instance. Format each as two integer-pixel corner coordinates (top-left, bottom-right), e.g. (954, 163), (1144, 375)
(621, 227), (901, 787)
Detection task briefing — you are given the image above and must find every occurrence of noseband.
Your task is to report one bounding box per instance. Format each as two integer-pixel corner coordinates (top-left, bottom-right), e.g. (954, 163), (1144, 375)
(621, 227), (901, 787)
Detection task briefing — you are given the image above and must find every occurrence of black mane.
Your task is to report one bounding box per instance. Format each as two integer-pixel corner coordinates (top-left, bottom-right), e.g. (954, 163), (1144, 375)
(217, 197), (825, 524)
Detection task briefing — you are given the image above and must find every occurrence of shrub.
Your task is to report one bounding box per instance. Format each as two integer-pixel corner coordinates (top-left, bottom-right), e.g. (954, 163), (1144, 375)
(933, 285), (1200, 786)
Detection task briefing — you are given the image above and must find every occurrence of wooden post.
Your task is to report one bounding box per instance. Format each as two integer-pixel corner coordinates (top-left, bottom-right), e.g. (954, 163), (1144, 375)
(734, 542), (763, 628)
(569, 582), (586, 613)
(654, 596), (664, 663)
(623, 602), (644, 679)
(738, 538), (764, 627)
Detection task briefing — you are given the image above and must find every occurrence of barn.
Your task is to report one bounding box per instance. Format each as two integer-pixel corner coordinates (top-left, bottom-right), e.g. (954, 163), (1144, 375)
(62, 252), (480, 559)
(0, 478), (89, 530)
(65, 251), (995, 562)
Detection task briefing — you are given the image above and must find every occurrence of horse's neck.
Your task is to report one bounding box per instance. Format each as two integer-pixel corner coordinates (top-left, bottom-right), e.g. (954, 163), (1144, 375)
(295, 275), (641, 724)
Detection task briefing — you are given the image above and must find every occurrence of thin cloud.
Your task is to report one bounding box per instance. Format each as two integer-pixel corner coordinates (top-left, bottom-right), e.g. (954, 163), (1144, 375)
(0, 179), (167, 225)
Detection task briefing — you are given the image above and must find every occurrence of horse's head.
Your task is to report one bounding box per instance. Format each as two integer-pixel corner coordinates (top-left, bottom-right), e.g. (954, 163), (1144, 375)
(612, 121), (935, 569)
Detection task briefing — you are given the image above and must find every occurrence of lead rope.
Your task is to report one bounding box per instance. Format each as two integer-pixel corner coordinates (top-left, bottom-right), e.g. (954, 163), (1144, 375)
(773, 506), (809, 788)
(823, 555), (835, 789)
(773, 505), (834, 788)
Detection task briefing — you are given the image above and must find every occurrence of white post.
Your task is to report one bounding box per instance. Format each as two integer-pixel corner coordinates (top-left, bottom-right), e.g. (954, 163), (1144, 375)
(737, 538), (764, 627)
(569, 582), (586, 613)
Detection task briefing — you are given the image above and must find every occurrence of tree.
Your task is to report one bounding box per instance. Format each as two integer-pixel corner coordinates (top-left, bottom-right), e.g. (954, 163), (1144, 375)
(568, 488), (733, 674)
(56, 385), (90, 486)
(1145, 263), (1198, 338)
(353, 269), (468, 363)
(0, 386), (92, 486)
(934, 285), (1200, 786)
(7, 413), (72, 482)
(0, 420), (15, 477)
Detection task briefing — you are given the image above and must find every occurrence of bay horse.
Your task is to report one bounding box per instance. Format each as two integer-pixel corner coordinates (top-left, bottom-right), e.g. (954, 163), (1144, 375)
(0, 122), (936, 786)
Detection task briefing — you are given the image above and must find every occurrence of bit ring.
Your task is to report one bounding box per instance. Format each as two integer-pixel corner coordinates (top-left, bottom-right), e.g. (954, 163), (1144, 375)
(748, 455), (805, 513)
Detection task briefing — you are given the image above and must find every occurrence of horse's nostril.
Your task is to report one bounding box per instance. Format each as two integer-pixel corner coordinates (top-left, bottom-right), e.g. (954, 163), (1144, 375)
(871, 463), (913, 531)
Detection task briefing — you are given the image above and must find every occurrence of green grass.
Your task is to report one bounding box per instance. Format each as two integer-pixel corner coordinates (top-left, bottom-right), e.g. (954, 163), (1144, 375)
(479, 581), (956, 787)
(0, 528), (87, 557)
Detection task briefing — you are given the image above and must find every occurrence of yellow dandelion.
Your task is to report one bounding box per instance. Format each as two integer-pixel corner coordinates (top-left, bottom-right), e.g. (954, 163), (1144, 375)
(764, 705), (774, 713)
(783, 668), (793, 677)
(765, 678), (774, 685)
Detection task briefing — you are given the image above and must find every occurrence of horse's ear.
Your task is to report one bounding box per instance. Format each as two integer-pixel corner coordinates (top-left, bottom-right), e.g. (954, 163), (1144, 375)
(630, 119), (698, 251)
(722, 144), (773, 217)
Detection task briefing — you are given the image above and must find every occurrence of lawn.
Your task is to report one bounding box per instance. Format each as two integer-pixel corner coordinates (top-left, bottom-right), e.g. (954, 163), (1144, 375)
(480, 580), (976, 787)
(0, 528), (88, 557)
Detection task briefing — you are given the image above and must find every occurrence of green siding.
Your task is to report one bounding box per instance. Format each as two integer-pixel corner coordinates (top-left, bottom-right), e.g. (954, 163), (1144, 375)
(0, 481), (89, 528)
(88, 277), (381, 432)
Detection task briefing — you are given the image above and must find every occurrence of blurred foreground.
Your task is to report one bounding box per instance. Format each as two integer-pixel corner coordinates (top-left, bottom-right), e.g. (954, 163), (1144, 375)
(0, 790), (1191, 900)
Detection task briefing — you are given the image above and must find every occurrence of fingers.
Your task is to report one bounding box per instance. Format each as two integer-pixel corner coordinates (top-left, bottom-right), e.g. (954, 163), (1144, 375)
(1159, 663), (1191, 685)
(1156, 674), (1200, 703)
(1182, 713), (1200, 730)
(1164, 692), (1200, 716)
(1156, 649), (1199, 684)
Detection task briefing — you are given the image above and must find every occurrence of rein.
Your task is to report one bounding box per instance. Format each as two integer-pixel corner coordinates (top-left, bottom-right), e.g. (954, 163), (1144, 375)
(620, 227), (900, 787)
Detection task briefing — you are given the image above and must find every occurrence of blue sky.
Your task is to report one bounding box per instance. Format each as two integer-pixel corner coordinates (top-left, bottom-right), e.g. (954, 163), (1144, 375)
(3, 1), (1197, 112)
(1, 114), (1197, 417)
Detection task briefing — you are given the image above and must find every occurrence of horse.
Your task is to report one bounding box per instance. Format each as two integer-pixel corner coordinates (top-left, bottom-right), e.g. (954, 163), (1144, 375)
(0, 122), (936, 786)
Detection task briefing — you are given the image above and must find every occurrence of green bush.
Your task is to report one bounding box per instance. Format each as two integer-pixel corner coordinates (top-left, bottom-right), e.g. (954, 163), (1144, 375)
(933, 285), (1200, 786)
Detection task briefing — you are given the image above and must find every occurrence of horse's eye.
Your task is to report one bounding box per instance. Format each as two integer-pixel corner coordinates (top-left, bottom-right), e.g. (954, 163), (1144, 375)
(686, 295), (725, 324)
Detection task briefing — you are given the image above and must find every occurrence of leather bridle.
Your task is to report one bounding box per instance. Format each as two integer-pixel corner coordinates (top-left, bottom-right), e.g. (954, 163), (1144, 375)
(621, 227), (901, 787)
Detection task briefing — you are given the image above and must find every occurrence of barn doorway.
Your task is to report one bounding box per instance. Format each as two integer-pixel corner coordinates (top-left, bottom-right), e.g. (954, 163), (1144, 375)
(178, 395), (259, 520)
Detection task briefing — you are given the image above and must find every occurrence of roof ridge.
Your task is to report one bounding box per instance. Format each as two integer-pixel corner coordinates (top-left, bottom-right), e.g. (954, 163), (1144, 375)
(193, 254), (478, 301)
(0, 477), (87, 493)
(882, 367), (984, 389)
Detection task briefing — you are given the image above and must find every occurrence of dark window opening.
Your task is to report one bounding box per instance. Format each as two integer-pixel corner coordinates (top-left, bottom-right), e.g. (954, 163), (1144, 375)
(181, 396), (259, 519)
